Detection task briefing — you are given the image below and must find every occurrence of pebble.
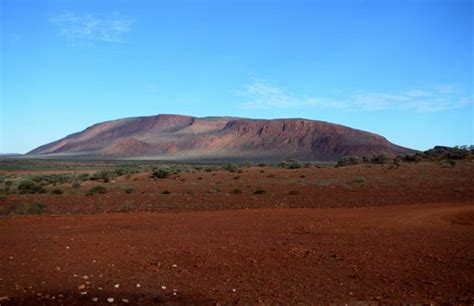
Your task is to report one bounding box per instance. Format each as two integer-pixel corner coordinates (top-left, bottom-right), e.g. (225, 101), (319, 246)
(136, 284), (141, 288)
(98, 287), (103, 291)
(232, 288), (236, 292)
(122, 298), (129, 303)
(114, 284), (120, 288)
(80, 291), (88, 296)
(92, 297), (98, 302)
(161, 286), (167, 290)
(66, 246), (70, 250)
(78, 284), (86, 290)
(83, 276), (89, 279)
(107, 297), (114, 303)
(0, 296), (9, 301)
(172, 264), (177, 268)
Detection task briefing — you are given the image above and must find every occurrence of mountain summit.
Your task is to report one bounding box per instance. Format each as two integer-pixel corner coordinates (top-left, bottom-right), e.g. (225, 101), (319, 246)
(28, 114), (414, 161)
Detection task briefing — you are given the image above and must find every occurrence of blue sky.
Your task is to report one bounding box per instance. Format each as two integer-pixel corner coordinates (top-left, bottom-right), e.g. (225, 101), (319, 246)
(1, 0), (473, 153)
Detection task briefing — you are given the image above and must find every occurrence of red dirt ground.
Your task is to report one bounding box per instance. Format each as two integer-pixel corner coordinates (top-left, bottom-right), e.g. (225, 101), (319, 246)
(1, 162), (473, 305)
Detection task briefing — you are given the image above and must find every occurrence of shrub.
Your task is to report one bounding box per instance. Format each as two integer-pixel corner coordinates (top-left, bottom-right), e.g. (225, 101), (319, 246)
(288, 190), (299, 195)
(151, 169), (170, 179)
(123, 187), (134, 194)
(279, 160), (302, 169)
(12, 203), (47, 215)
(0, 194), (5, 201)
(162, 190), (171, 195)
(18, 180), (46, 194)
(223, 164), (239, 173)
(254, 189), (266, 195)
(51, 188), (64, 195)
(231, 189), (242, 194)
(86, 186), (107, 196)
(336, 156), (361, 167)
(370, 154), (391, 164)
(258, 163), (266, 167)
(71, 182), (81, 189)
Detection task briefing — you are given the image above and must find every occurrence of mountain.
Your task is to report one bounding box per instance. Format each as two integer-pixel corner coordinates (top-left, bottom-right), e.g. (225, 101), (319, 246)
(28, 114), (414, 161)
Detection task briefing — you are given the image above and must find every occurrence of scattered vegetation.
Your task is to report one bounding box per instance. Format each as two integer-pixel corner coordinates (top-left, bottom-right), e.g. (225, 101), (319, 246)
(86, 186), (107, 196)
(11, 203), (47, 215)
(162, 190), (171, 195)
(279, 160), (303, 169)
(151, 168), (171, 179)
(51, 188), (64, 195)
(254, 189), (266, 194)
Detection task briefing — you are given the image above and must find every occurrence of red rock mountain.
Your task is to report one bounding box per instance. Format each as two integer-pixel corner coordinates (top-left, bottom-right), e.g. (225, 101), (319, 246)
(28, 114), (414, 161)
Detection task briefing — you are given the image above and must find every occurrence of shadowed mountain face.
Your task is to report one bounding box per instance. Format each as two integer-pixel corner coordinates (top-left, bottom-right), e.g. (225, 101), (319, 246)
(28, 114), (414, 161)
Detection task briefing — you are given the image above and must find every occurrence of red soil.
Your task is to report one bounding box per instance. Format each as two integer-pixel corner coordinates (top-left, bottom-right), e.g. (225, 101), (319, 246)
(0, 162), (473, 304)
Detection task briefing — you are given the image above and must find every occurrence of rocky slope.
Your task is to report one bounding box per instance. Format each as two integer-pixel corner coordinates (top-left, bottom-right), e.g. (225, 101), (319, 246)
(28, 114), (414, 161)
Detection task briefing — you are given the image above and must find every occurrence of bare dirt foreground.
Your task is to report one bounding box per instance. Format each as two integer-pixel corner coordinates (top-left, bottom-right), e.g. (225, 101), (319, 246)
(1, 203), (473, 305)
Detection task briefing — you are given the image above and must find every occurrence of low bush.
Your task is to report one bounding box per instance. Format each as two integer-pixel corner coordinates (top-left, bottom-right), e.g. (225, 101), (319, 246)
(231, 188), (242, 194)
(336, 156), (361, 167)
(12, 203), (47, 215)
(279, 160), (303, 169)
(151, 169), (170, 179)
(254, 189), (266, 195)
(18, 180), (46, 194)
(223, 164), (239, 173)
(123, 187), (134, 194)
(51, 188), (64, 195)
(370, 154), (391, 164)
(162, 190), (171, 195)
(86, 186), (107, 196)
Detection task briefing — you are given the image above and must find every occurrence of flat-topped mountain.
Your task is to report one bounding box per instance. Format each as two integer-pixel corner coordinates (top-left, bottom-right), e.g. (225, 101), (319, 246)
(28, 114), (414, 161)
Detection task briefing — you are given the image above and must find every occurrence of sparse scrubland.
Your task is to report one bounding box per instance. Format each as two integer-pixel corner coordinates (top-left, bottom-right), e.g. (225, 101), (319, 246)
(0, 147), (473, 304)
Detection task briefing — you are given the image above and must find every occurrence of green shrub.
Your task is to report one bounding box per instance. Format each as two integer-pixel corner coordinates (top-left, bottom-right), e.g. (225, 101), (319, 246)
(86, 186), (107, 196)
(151, 169), (170, 179)
(336, 156), (361, 167)
(279, 160), (302, 169)
(18, 180), (46, 194)
(371, 154), (392, 164)
(223, 164), (239, 173)
(123, 187), (133, 194)
(12, 203), (47, 215)
(51, 188), (64, 195)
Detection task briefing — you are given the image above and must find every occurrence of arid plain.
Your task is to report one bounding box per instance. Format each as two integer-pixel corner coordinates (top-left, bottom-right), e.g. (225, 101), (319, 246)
(0, 158), (473, 305)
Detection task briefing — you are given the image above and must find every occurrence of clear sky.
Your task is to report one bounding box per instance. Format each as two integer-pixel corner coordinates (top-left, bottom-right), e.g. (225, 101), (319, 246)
(1, 0), (473, 153)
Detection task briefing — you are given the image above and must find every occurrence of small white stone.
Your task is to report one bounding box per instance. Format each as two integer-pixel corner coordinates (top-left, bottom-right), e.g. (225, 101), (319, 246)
(107, 297), (114, 303)
(55, 267), (61, 271)
(66, 246), (70, 250)
(92, 297), (98, 302)
(114, 284), (120, 288)
(122, 298), (129, 303)
(172, 264), (177, 268)
(173, 292), (177, 296)
(9, 256), (13, 260)
(136, 283), (141, 288)
(161, 285), (167, 290)
(232, 288), (236, 292)
(83, 275), (88, 279)
(0, 296), (9, 302)
(80, 291), (87, 295)
(98, 287), (103, 291)
(78, 284), (86, 290)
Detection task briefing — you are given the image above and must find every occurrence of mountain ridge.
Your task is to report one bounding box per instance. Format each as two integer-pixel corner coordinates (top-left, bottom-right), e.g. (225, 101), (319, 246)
(28, 114), (415, 161)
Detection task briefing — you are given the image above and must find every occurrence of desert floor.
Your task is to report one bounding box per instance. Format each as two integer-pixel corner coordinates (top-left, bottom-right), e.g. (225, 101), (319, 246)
(0, 161), (473, 305)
